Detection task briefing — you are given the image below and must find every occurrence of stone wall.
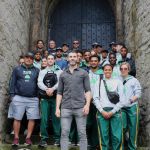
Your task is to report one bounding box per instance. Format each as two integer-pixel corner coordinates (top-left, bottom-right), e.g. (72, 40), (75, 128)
(122, 0), (150, 146)
(0, 0), (32, 140)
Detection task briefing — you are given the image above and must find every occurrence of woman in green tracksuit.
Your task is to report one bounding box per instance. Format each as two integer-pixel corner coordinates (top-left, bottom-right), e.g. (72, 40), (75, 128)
(92, 64), (124, 150)
(120, 62), (142, 150)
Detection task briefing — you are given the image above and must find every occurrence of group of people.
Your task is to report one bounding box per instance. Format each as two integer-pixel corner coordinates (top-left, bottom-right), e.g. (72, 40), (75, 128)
(8, 39), (142, 150)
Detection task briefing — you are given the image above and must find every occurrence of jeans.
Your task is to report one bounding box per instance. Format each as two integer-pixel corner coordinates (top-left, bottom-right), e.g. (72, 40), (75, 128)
(60, 108), (87, 150)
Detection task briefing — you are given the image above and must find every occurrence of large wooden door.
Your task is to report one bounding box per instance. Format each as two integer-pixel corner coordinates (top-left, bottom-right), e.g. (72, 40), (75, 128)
(48, 0), (116, 49)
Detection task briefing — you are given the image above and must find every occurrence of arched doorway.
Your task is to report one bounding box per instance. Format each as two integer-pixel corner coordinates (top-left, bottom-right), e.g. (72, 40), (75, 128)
(48, 0), (116, 49)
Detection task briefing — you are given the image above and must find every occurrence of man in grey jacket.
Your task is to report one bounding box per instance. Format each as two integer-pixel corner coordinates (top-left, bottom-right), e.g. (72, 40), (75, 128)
(55, 51), (91, 150)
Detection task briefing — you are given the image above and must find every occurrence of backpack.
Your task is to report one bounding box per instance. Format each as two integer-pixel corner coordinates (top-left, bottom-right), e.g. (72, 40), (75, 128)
(38, 71), (58, 99)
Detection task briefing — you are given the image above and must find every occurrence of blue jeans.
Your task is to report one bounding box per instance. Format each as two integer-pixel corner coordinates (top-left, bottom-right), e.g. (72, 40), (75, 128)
(60, 108), (87, 150)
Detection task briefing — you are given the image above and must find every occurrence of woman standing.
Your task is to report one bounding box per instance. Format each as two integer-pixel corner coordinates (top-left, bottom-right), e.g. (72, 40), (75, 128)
(120, 62), (142, 150)
(92, 64), (124, 150)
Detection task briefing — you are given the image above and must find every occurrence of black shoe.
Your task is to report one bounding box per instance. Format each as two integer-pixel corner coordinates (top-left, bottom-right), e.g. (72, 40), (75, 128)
(54, 141), (60, 147)
(38, 140), (48, 148)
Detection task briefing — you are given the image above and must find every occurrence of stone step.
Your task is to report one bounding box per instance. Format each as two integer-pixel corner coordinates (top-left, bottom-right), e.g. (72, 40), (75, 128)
(0, 145), (150, 150)
(0, 144), (79, 150)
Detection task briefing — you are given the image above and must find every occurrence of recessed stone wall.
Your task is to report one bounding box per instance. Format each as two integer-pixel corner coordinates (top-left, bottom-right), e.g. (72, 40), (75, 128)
(122, 0), (150, 145)
(0, 0), (32, 140)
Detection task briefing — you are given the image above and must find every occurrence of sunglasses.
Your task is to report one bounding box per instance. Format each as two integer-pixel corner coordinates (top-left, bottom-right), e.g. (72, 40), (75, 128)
(120, 68), (128, 71)
(73, 42), (79, 44)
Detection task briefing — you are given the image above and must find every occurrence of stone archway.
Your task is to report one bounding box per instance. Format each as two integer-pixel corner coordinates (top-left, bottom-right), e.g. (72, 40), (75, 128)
(29, 0), (124, 50)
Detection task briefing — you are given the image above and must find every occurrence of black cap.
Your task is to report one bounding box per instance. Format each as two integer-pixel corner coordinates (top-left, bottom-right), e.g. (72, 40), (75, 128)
(56, 47), (63, 51)
(62, 43), (69, 47)
(101, 49), (109, 53)
(24, 52), (34, 59)
(92, 42), (102, 48)
(109, 42), (117, 47)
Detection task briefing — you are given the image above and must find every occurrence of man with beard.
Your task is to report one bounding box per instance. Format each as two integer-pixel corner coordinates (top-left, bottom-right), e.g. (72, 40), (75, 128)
(88, 55), (103, 150)
(33, 51), (42, 69)
(55, 47), (68, 70)
(109, 52), (121, 79)
(56, 51), (91, 150)
(119, 46), (136, 77)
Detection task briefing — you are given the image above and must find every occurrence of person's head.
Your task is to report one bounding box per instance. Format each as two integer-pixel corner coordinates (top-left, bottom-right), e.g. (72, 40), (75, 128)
(24, 52), (34, 67)
(49, 40), (56, 49)
(34, 51), (42, 61)
(68, 51), (78, 66)
(109, 52), (117, 66)
(56, 47), (63, 58)
(120, 62), (131, 77)
(72, 40), (80, 49)
(96, 45), (103, 54)
(103, 64), (113, 79)
(37, 40), (44, 49)
(91, 50), (97, 56)
(76, 50), (83, 63)
(41, 57), (48, 69)
(116, 43), (125, 52)
(62, 43), (69, 52)
(47, 54), (55, 66)
(89, 55), (100, 69)
(43, 50), (49, 58)
(83, 50), (91, 62)
(101, 49), (109, 59)
(120, 46), (128, 58)
(109, 42), (117, 52)
(18, 55), (24, 65)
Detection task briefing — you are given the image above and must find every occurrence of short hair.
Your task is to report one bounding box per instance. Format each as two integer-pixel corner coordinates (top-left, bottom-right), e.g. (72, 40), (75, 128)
(121, 46), (128, 52)
(37, 40), (44, 45)
(83, 49), (91, 54)
(103, 64), (113, 70)
(47, 54), (56, 59)
(120, 62), (131, 72)
(89, 55), (100, 62)
(76, 50), (83, 56)
(19, 55), (24, 59)
(68, 50), (77, 55)
(109, 52), (116, 58)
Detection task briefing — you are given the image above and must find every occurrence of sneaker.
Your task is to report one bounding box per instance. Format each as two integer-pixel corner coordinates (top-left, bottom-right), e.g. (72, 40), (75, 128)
(12, 138), (19, 146)
(71, 142), (76, 146)
(25, 138), (32, 146)
(38, 140), (48, 148)
(54, 141), (60, 146)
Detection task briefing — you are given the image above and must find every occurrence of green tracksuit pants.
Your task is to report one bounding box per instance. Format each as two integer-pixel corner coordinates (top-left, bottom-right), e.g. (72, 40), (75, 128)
(97, 108), (123, 150)
(40, 98), (61, 142)
(122, 104), (139, 150)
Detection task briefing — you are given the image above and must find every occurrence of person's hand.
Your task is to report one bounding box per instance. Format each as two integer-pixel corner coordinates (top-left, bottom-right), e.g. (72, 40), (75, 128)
(107, 112), (113, 118)
(101, 111), (109, 119)
(46, 88), (54, 96)
(55, 108), (61, 118)
(130, 96), (137, 103)
(83, 104), (90, 116)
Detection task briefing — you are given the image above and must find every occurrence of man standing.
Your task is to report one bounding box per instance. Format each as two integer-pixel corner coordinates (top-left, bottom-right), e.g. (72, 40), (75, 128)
(72, 40), (80, 50)
(88, 55), (103, 150)
(56, 51), (91, 150)
(8, 52), (40, 146)
(38, 54), (62, 147)
(55, 47), (68, 70)
(48, 40), (57, 55)
(33, 51), (42, 69)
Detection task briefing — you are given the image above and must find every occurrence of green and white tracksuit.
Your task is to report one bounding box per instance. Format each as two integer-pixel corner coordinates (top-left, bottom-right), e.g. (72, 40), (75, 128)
(121, 75), (142, 150)
(38, 65), (62, 142)
(112, 64), (121, 79)
(91, 76), (125, 150)
(88, 69), (103, 150)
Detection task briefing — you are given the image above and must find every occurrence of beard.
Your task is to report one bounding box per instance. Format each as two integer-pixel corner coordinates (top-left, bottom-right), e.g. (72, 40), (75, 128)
(91, 66), (98, 69)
